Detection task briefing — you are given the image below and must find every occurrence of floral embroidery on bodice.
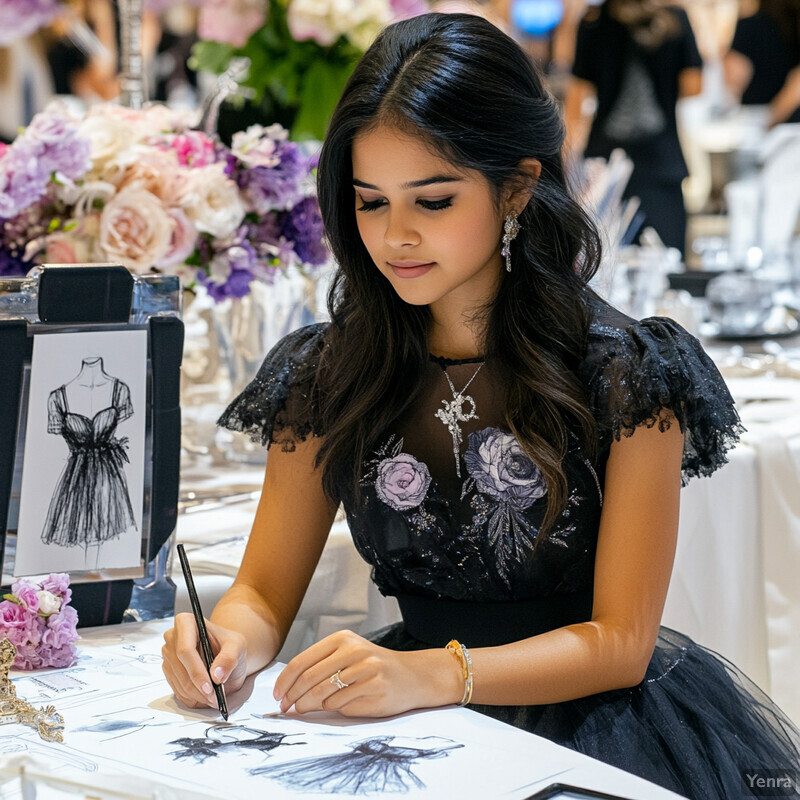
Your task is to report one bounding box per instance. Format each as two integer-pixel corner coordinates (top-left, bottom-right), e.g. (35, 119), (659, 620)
(219, 297), (743, 607)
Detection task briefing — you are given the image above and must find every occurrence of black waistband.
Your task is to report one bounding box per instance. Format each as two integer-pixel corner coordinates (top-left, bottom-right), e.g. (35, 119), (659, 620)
(395, 591), (594, 648)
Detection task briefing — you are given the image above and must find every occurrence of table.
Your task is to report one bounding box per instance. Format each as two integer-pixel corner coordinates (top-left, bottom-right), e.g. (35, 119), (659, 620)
(663, 373), (800, 726)
(0, 620), (684, 800)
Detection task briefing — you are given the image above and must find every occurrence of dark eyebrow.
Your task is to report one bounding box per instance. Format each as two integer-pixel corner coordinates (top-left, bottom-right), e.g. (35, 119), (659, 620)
(352, 175), (463, 191)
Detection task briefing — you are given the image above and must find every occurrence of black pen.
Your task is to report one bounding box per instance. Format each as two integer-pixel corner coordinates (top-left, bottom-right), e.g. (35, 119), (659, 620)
(176, 543), (229, 721)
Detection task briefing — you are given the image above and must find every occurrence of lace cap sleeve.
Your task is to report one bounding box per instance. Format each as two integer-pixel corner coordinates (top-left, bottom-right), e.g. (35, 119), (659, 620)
(582, 313), (743, 483)
(217, 323), (327, 450)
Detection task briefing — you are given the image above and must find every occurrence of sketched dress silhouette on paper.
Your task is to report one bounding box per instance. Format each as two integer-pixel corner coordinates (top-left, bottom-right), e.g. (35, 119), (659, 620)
(168, 725), (303, 764)
(41, 357), (136, 548)
(251, 735), (463, 794)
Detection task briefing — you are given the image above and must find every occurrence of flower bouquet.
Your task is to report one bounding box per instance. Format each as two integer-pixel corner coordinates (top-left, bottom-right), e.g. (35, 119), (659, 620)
(0, 573), (79, 670)
(191, 0), (427, 141)
(0, 101), (327, 301)
(0, 0), (63, 46)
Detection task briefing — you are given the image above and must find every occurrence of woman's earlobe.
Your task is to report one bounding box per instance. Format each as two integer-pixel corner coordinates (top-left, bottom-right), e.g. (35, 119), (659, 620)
(507, 158), (541, 214)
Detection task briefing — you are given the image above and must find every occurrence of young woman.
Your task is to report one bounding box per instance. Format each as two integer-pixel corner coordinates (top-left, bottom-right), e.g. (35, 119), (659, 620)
(163, 13), (800, 798)
(564, 0), (703, 254)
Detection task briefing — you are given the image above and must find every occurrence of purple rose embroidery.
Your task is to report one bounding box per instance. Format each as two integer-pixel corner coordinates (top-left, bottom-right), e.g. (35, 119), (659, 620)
(375, 453), (431, 512)
(464, 428), (547, 510)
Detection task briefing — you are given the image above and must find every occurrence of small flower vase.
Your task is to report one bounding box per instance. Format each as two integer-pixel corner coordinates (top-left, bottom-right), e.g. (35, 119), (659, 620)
(211, 270), (321, 463)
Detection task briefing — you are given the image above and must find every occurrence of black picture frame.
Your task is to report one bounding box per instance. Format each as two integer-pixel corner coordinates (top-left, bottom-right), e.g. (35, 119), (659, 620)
(0, 265), (183, 625)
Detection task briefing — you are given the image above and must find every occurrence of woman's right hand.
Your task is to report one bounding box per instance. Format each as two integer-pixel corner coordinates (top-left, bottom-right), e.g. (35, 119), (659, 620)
(162, 612), (249, 709)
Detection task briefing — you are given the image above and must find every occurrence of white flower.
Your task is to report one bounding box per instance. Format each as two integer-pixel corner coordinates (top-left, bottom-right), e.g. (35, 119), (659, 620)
(99, 187), (173, 273)
(231, 124), (287, 168)
(180, 163), (245, 239)
(69, 180), (117, 218)
(79, 115), (137, 176)
(35, 590), (61, 616)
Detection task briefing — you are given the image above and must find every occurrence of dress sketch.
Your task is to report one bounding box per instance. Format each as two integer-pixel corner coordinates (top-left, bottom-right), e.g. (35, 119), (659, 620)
(251, 735), (463, 794)
(168, 725), (303, 764)
(41, 357), (136, 548)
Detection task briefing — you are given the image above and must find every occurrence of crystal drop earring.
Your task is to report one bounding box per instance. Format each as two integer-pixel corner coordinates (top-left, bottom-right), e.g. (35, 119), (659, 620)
(501, 211), (520, 273)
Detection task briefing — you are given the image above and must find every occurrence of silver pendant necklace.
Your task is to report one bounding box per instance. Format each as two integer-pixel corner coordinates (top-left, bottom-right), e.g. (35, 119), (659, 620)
(434, 363), (483, 477)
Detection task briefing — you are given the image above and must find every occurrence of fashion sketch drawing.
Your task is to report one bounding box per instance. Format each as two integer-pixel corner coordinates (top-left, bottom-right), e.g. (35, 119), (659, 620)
(250, 735), (463, 794)
(168, 725), (304, 764)
(41, 356), (137, 549)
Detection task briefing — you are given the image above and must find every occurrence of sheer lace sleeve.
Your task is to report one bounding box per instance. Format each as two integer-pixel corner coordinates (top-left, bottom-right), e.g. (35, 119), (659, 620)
(217, 323), (328, 450)
(581, 309), (743, 483)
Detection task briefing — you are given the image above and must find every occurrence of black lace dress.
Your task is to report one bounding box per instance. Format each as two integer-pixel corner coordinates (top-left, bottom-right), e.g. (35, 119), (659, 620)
(219, 300), (800, 800)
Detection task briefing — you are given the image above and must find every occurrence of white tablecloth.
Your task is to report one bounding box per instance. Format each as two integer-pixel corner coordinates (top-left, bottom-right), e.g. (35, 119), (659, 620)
(663, 376), (800, 725)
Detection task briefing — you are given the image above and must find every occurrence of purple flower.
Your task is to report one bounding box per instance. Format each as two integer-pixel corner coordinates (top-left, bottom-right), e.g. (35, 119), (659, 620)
(1, 141), (49, 219)
(0, 0), (63, 47)
(26, 112), (91, 180)
(239, 141), (308, 212)
(375, 454), (431, 511)
(0, 245), (34, 277)
(10, 579), (39, 612)
(281, 197), (328, 266)
(464, 428), (547, 510)
(201, 267), (254, 302)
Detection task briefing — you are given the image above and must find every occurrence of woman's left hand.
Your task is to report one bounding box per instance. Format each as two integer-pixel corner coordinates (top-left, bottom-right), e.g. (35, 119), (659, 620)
(273, 630), (461, 718)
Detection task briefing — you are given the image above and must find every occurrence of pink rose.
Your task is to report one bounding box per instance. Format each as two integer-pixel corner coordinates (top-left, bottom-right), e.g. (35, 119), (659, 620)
(0, 601), (42, 648)
(40, 572), (71, 598)
(13, 644), (45, 671)
(99, 186), (173, 273)
(166, 132), (217, 168)
(156, 207), (198, 268)
(42, 643), (77, 669)
(198, 0), (267, 47)
(43, 233), (79, 264)
(286, 0), (338, 46)
(118, 149), (185, 204)
(10, 579), (39, 612)
(42, 605), (79, 649)
(375, 454), (431, 511)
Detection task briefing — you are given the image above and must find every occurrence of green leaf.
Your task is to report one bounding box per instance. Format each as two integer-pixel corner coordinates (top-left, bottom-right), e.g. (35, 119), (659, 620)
(291, 58), (357, 140)
(190, 40), (238, 75)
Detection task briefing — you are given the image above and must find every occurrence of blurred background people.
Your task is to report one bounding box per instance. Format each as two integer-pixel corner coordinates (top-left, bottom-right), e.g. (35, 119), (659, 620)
(724, 0), (800, 125)
(0, 34), (55, 143)
(45, 0), (120, 101)
(564, 0), (703, 255)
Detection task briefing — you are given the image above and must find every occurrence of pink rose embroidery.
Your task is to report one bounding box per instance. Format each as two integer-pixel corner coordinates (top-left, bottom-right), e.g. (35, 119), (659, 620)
(375, 454), (431, 512)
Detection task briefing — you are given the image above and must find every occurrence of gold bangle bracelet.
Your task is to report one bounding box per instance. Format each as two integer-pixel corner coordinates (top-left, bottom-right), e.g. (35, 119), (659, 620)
(445, 639), (474, 706)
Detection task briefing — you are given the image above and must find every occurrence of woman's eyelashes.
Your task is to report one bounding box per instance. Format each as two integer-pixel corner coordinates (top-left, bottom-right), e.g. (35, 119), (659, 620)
(355, 195), (454, 212)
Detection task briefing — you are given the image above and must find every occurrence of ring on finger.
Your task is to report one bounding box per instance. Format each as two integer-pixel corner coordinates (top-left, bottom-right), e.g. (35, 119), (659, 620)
(329, 669), (349, 690)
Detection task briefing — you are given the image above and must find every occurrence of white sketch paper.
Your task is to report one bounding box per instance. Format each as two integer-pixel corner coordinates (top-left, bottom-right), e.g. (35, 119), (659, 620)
(15, 329), (148, 576)
(2, 622), (682, 800)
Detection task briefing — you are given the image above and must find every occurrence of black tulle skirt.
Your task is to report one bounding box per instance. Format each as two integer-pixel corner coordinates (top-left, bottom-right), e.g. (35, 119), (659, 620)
(370, 624), (800, 800)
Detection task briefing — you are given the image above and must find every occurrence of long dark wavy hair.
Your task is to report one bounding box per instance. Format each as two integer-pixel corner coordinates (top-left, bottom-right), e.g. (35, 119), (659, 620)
(313, 13), (602, 533)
